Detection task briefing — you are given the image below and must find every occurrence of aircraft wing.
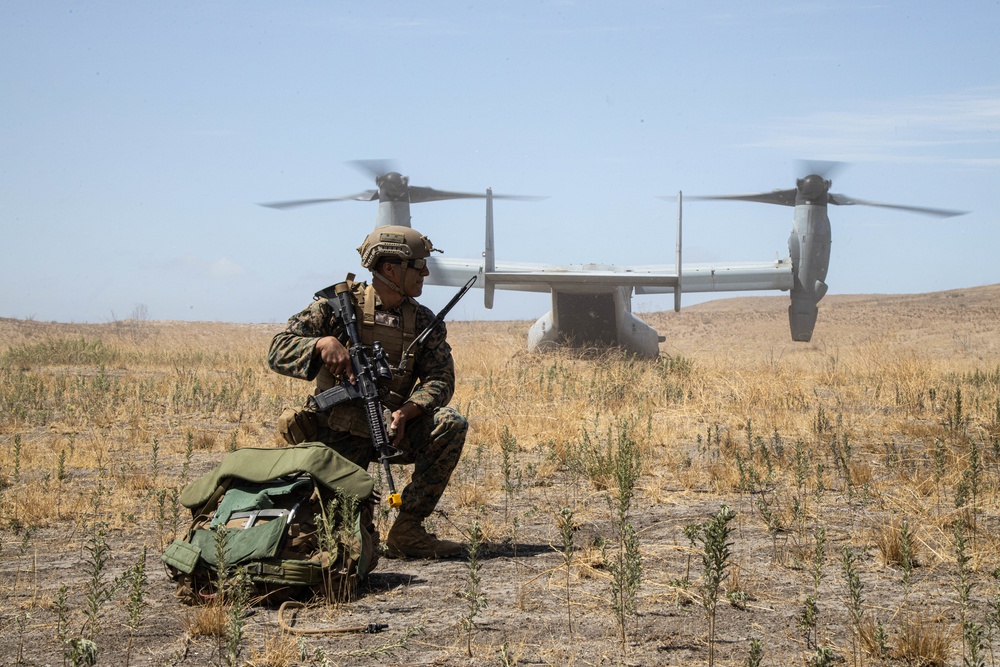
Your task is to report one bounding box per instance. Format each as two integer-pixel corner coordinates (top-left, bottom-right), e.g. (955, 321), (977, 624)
(426, 256), (793, 295)
(635, 259), (793, 294)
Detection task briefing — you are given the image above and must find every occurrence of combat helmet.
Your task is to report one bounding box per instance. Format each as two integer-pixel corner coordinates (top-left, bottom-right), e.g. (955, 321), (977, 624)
(357, 226), (438, 269)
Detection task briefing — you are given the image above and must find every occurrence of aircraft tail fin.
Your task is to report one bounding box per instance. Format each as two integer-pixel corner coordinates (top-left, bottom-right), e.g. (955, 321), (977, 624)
(484, 187), (495, 309)
(674, 191), (683, 313)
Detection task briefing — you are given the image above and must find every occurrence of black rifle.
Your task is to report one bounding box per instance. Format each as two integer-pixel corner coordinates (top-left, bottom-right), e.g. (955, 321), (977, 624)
(311, 275), (476, 508)
(398, 275), (477, 373)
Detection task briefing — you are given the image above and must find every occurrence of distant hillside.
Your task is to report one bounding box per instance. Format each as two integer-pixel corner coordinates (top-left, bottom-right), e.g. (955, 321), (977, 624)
(644, 283), (1000, 361)
(3, 284), (998, 362)
(0, 318), (278, 355)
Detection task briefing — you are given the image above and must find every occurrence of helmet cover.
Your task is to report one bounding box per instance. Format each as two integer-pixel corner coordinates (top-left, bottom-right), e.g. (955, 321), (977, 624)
(357, 226), (437, 269)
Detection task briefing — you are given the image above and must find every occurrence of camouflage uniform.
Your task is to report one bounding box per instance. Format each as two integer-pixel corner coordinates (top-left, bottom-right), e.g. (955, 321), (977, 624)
(268, 282), (467, 521)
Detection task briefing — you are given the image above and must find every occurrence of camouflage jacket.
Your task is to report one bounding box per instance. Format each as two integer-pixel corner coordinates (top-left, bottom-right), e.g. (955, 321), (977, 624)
(267, 284), (455, 415)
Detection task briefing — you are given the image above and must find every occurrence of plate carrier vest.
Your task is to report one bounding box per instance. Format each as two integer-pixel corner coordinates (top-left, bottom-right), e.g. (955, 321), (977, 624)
(314, 276), (419, 439)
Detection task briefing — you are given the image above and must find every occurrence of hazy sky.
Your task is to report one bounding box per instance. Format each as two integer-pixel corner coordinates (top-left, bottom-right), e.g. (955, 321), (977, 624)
(2, 1), (998, 325)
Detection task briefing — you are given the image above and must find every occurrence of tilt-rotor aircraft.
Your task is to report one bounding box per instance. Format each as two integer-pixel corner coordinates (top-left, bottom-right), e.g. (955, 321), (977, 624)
(683, 162), (965, 343)
(262, 161), (965, 358)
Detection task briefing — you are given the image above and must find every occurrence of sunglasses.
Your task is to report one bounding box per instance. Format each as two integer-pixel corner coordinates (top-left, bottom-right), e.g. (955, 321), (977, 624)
(384, 258), (427, 270)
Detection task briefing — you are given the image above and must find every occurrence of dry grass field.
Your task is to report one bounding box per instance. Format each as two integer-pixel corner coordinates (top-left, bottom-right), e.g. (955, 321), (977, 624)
(2, 285), (1000, 666)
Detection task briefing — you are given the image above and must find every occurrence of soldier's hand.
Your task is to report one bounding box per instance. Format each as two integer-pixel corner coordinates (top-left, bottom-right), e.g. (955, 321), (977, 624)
(315, 336), (355, 383)
(389, 402), (424, 446)
(389, 411), (406, 446)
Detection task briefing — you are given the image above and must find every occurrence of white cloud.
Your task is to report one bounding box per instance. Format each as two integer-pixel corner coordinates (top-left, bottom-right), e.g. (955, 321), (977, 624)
(207, 257), (246, 278)
(747, 88), (1000, 166)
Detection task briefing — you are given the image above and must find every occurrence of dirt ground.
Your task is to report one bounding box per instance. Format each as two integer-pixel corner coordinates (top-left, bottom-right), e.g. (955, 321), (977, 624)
(4, 470), (883, 667)
(3, 285), (1000, 666)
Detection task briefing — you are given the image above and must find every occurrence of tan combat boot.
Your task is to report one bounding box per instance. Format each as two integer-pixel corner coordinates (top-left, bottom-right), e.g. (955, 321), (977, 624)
(385, 512), (464, 559)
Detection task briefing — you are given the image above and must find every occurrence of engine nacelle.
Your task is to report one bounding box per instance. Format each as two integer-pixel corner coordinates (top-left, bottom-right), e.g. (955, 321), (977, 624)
(788, 297), (819, 342)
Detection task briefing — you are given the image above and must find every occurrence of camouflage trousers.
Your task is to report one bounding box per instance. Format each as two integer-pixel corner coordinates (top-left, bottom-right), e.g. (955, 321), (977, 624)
(321, 406), (467, 520)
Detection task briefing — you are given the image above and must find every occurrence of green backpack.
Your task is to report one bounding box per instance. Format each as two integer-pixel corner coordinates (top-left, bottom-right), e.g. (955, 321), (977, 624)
(162, 443), (380, 604)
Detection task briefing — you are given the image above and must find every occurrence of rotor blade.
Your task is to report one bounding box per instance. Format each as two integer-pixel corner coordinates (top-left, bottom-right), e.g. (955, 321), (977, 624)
(492, 193), (549, 202)
(684, 189), (799, 207)
(348, 159), (396, 180)
(797, 159), (846, 180)
(408, 187), (487, 203)
(258, 191), (378, 209)
(408, 186), (546, 203)
(828, 193), (967, 218)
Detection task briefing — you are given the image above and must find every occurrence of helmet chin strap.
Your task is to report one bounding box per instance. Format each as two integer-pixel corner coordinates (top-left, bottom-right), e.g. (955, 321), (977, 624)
(373, 270), (408, 298)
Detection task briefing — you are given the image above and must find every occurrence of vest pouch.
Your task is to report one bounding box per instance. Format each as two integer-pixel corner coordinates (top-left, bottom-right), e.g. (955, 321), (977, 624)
(278, 406), (320, 445)
(326, 402), (372, 439)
